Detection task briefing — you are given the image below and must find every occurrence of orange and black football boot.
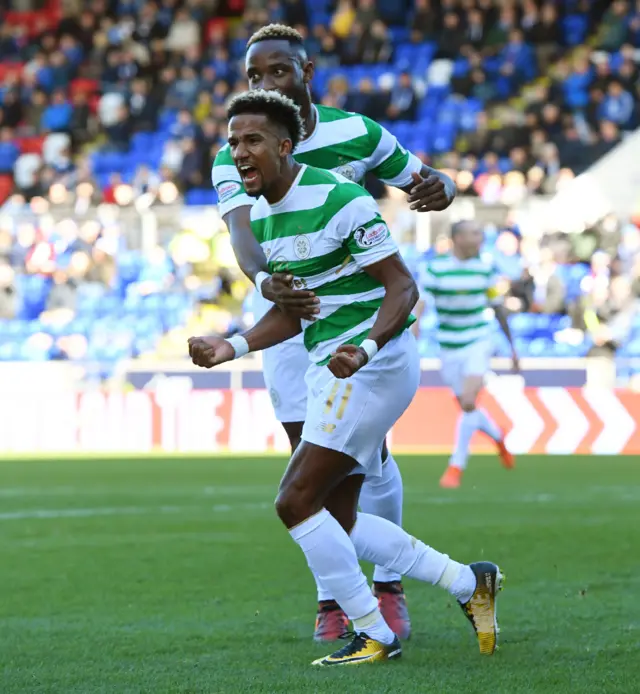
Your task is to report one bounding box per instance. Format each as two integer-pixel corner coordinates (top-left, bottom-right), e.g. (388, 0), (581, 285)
(313, 600), (349, 642)
(373, 581), (412, 640)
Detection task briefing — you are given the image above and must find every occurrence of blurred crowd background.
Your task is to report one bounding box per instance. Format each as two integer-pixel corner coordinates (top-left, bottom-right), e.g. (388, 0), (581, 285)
(0, 0), (639, 384)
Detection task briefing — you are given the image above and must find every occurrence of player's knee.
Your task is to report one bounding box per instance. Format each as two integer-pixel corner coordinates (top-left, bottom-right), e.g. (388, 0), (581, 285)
(459, 395), (477, 413)
(275, 483), (316, 528)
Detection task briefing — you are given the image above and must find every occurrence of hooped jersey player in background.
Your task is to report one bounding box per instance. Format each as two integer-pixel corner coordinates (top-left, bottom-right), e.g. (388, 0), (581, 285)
(191, 89), (504, 667)
(413, 221), (518, 488)
(211, 23), (456, 642)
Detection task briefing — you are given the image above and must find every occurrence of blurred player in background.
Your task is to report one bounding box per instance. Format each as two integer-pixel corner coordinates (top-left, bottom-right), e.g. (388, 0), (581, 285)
(212, 24), (456, 641)
(191, 91), (503, 666)
(414, 221), (518, 488)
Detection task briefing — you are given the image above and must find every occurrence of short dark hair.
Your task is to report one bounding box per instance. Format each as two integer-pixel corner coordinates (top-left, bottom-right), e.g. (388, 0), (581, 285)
(247, 24), (305, 50)
(451, 220), (476, 237)
(227, 89), (305, 151)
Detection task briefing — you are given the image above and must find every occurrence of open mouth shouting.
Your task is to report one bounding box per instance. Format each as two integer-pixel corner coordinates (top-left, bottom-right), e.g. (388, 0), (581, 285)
(238, 164), (261, 190)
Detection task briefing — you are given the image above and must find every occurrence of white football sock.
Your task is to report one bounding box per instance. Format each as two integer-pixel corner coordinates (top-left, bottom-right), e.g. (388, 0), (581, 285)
(289, 508), (395, 645)
(353, 607), (398, 645)
(476, 407), (502, 442)
(360, 453), (404, 584)
(450, 410), (480, 470)
(314, 575), (333, 603)
(350, 512), (475, 602)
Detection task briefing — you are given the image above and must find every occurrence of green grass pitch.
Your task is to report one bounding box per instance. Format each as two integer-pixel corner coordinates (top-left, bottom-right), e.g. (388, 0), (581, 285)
(2, 454), (640, 693)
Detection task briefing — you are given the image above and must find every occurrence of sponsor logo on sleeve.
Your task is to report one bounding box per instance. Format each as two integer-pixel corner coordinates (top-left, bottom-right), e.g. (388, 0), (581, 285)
(217, 181), (241, 202)
(354, 223), (388, 249)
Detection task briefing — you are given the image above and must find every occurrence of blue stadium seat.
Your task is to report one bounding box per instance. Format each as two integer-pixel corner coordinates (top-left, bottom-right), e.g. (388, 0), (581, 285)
(185, 188), (218, 205)
(388, 27), (410, 44)
(0, 342), (20, 361)
(15, 274), (50, 320)
(158, 109), (178, 131)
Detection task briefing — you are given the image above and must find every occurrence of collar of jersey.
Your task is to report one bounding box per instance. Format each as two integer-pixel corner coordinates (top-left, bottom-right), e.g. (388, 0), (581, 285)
(264, 164), (307, 209)
(449, 252), (481, 263)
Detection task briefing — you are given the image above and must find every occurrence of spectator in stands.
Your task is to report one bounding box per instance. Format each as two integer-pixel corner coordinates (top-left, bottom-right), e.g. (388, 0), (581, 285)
(41, 90), (73, 133)
(69, 91), (92, 147)
(45, 267), (79, 318)
(465, 8), (487, 50)
(0, 129), (20, 175)
(133, 2), (168, 46)
(485, 5), (517, 52)
(165, 7), (200, 53)
(360, 19), (393, 64)
(600, 80), (635, 128)
(103, 104), (131, 152)
(585, 275), (636, 358)
(437, 13), (464, 60)
(170, 109), (197, 141)
(340, 21), (364, 66)
(526, 2), (560, 71)
(410, 0), (436, 43)
(132, 165), (160, 197)
(386, 71), (418, 121)
(177, 137), (202, 192)
(128, 78), (159, 132)
(597, 0), (630, 52)
(1, 90), (24, 129)
(592, 58), (613, 92)
(592, 120), (622, 159)
(344, 77), (385, 120)
(469, 68), (498, 103)
(563, 55), (593, 110)
(331, 0), (355, 39)
(0, 263), (16, 319)
(283, 0), (308, 27)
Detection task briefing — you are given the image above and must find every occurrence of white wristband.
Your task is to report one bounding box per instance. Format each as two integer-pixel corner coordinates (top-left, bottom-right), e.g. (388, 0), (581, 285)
(226, 334), (249, 359)
(255, 271), (271, 298)
(361, 339), (378, 362)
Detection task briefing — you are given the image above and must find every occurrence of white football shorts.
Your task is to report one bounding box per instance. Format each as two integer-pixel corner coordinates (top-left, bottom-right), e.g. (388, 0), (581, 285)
(302, 329), (420, 476)
(262, 338), (309, 423)
(440, 338), (492, 396)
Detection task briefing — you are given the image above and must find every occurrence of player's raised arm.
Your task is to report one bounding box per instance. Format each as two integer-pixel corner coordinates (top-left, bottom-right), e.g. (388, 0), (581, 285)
(362, 116), (456, 212)
(188, 305), (302, 369)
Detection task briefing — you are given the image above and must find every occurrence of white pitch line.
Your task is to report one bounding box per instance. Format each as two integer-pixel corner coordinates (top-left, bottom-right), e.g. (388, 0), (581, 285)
(0, 502), (272, 522)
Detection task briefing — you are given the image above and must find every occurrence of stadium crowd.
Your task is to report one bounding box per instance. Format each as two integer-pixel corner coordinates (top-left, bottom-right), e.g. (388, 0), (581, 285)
(0, 0), (639, 374)
(0, 0), (638, 204)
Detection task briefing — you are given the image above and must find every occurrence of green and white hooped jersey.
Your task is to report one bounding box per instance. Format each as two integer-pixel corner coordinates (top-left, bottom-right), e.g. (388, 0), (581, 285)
(420, 253), (502, 350)
(211, 103), (423, 218)
(250, 164), (414, 365)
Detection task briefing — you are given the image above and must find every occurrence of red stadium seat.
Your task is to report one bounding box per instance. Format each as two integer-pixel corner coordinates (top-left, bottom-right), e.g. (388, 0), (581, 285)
(4, 10), (60, 36)
(70, 78), (100, 98)
(0, 175), (14, 204)
(206, 18), (228, 43)
(88, 93), (100, 114)
(0, 63), (24, 82)
(18, 136), (45, 155)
